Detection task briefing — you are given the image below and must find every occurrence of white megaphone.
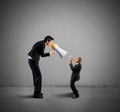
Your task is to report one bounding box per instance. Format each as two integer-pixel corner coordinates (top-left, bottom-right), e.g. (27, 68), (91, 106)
(51, 43), (67, 58)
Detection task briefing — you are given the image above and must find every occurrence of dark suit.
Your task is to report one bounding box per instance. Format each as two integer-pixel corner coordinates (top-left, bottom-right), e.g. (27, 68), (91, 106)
(69, 63), (81, 96)
(28, 40), (50, 97)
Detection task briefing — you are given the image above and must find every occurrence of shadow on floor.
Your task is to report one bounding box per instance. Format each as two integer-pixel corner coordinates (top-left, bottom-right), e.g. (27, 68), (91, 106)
(17, 93), (77, 99)
(55, 92), (74, 98)
(17, 95), (33, 99)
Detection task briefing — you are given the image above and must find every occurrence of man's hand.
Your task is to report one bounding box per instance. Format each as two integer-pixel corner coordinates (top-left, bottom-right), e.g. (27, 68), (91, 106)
(69, 56), (73, 63)
(50, 50), (56, 55)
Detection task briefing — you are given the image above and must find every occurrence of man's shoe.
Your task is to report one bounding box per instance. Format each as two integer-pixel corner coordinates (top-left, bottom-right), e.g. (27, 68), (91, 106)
(33, 93), (43, 97)
(40, 93), (43, 96)
(72, 94), (79, 99)
(33, 95), (44, 99)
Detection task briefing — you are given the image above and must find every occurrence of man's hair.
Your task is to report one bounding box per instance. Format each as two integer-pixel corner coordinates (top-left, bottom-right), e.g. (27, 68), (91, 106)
(78, 57), (82, 63)
(44, 35), (54, 42)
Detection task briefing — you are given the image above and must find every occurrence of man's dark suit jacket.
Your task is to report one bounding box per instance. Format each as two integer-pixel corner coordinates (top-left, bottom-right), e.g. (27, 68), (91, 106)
(69, 63), (81, 81)
(28, 40), (50, 61)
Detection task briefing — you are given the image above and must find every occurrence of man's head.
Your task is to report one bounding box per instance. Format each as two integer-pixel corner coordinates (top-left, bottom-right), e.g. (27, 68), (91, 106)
(44, 35), (54, 46)
(76, 57), (82, 63)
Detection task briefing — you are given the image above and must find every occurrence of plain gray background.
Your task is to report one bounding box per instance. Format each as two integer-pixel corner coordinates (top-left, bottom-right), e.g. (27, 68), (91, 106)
(0, 0), (120, 87)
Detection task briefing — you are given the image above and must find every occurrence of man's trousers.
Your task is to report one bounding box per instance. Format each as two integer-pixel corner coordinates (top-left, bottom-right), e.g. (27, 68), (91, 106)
(28, 59), (42, 96)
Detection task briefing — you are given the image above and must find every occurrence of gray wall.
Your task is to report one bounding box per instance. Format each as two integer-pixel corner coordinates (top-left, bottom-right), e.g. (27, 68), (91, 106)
(0, 0), (120, 86)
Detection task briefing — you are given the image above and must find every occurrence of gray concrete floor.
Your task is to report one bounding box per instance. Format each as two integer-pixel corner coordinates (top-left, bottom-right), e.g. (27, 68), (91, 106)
(0, 87), (120, 112)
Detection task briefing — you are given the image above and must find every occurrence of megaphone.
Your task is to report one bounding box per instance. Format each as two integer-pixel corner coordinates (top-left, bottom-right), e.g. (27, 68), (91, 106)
(51, 43), (67, 58)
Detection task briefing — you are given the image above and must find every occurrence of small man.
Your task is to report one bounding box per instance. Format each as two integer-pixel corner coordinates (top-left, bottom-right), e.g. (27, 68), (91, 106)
(69, 56), (82, 98)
